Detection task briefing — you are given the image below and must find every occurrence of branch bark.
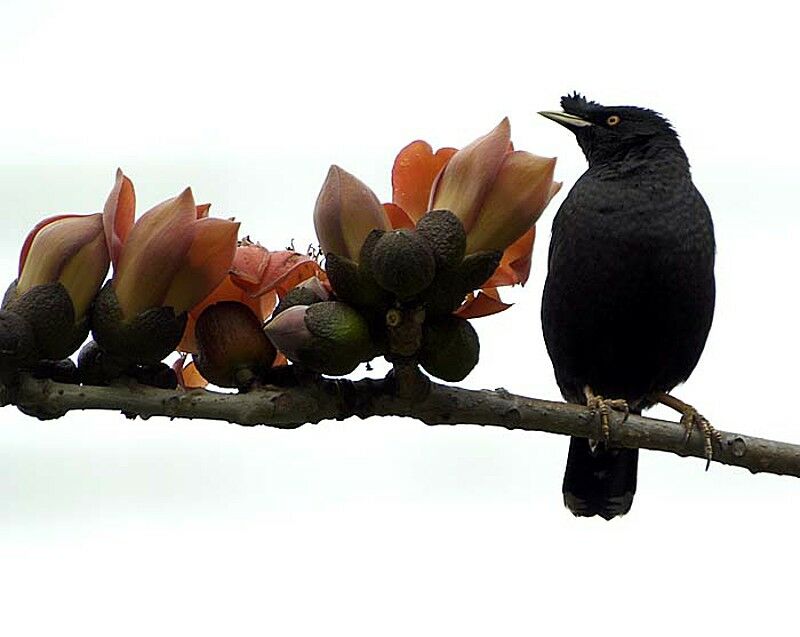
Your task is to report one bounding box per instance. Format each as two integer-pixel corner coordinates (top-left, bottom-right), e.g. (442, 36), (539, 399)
(3, 372), (799, 478)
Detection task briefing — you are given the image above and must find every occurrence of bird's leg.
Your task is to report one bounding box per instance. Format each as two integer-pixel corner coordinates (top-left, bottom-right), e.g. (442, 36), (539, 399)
(583, 385), (629, 443)
(649, 391), (720, 470)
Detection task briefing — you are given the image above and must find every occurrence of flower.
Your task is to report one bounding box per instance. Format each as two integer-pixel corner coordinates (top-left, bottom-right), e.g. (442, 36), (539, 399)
(313, 165), (391, 261)
(103, 169), (240, 320)
(386, 119), (561, 317)
(429, 118), (560, 254)
(2, 212), (110, 360)
(16, 213), (109, 322)
(91, 170), (239, 365)
(172, 241), (324, 387)
(178, 240), (323, 353)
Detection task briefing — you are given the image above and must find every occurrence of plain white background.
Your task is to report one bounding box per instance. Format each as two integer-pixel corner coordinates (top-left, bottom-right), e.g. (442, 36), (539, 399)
(1, 1), (798, 635)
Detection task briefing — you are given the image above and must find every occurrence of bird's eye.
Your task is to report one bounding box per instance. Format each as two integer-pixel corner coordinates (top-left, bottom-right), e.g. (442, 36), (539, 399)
(606, 115), (621, 126)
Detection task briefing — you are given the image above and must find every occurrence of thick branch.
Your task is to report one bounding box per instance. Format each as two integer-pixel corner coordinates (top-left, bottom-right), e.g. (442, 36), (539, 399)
(3, 373), (799, 478)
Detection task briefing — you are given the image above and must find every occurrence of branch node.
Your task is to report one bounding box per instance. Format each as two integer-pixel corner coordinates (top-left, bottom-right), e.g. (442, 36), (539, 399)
(730, 436), (747, 458)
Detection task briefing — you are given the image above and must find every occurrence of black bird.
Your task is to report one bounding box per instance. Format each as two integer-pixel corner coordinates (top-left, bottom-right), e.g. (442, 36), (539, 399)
(539, 94), (716, 519)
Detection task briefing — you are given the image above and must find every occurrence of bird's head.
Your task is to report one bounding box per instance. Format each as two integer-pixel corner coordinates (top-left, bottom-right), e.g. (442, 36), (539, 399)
(540, 93), (682, 165)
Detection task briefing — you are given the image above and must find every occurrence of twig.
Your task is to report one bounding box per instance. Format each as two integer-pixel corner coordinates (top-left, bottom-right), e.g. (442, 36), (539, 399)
(3, 373), (799, 478)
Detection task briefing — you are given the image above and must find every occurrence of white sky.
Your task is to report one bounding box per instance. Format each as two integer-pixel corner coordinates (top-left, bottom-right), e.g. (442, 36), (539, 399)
(1, 1), (799, 635)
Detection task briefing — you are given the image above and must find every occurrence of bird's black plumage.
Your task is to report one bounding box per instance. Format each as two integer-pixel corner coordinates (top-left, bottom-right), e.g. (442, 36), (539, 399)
(540, 93), (715, 519)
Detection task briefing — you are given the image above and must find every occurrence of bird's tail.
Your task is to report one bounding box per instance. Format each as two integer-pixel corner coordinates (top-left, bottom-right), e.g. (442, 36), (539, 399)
(562, 437), (639, 520)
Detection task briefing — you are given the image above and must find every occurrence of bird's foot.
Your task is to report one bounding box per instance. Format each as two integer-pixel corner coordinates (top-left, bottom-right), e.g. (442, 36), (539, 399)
(681, 409), (721, 470)
(584, 385), (629, 443)
(650, 392), (721, 470)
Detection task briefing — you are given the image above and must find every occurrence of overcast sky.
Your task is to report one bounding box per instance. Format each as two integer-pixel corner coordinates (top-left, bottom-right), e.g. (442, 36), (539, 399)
(2, 1), (799, 635)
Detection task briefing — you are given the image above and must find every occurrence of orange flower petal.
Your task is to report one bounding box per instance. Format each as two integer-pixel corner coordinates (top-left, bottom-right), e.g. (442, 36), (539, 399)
(482, 227), (536, 288)
(173, 354), (208, 389)
(383, 203), (415, 230)
(228, 243), (264, 287)
(113, 188), (199, 317)
(103, 169), (136, 268)
(464, 151), (555, 253)
(455, 288), (513, 319)
(178, 275), (277, 353)
(273, 351), (288, 367)
(391, 141), (457, 222)
(230, 244), (323, 298)
(196, 203), (211, 219)
(162, 217), (240, 315)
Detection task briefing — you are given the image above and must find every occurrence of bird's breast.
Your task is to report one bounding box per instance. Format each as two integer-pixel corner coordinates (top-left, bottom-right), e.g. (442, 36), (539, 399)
(542, 170), (715, 403)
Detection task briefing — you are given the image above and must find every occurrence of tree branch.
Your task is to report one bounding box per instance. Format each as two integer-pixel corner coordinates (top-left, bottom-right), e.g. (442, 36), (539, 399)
(3, 372), (799, 478)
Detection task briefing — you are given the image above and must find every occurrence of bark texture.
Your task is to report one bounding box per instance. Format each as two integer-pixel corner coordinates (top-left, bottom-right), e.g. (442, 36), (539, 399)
(2, 372), (798, 478)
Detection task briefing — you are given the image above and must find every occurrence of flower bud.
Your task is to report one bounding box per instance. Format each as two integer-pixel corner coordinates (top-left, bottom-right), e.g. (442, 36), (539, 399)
(109, 183), (239, 319)
(16, 213), (109, 322)
(3, 213), (109, 359)
(419, 316), (480, 382)
(92, 171), (239, 364)
(313, 165), (391, 261)
(370, 229), (436, 299)
(264, 301), (375, 376)
(0, 309), (36, 378)
(194, 301), (277, 388)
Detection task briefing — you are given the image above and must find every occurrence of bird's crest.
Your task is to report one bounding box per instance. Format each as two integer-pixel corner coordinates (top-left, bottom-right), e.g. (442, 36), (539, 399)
(560, 92), (601, 117)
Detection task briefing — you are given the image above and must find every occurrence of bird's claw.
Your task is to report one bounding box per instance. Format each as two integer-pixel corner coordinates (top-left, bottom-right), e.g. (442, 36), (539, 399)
(680, 408), (721, 471)
(584, 386), (629, 443)
(649, 392), (720, 471)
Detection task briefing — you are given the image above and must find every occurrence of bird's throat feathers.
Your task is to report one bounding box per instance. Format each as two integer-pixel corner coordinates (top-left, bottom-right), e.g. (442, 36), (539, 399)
(578, 131), (688, 170)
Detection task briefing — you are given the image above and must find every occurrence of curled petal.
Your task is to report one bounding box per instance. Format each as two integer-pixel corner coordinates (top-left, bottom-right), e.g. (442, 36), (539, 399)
(391, 141), (456, 222)
(430, 118), (511, 232)
(482, 227), (536, 288)
(162, 217), (240, 315)
(455, 288), (513, 319)
(195, 203), (211, 219)
(103, 169), (136, 268)
(231, 244), (323, 298)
